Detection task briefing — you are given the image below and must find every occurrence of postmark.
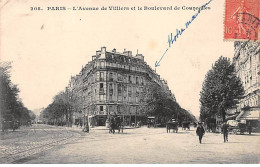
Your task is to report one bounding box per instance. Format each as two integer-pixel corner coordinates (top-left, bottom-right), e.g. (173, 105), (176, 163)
(224, 0), (260, 41)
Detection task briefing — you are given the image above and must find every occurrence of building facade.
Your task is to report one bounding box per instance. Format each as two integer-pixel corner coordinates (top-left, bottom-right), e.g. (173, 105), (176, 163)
(67, 47), (176, 126)
(233, 41), (260, 126)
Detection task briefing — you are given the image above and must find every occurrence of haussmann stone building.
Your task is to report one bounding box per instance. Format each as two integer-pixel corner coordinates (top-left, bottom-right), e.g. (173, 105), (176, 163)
(66, 47), (176, 126)
(233, 41), (260, 128)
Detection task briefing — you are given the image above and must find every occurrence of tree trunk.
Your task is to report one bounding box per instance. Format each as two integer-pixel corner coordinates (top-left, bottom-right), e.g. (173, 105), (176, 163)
(222, 109), (226, 123)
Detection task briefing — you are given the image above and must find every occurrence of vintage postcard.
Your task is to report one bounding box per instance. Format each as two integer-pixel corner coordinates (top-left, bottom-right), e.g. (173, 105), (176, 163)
(0, 0), (259, 164)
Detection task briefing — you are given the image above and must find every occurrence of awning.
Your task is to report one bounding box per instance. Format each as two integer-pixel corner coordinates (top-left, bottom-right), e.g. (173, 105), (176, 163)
(226, 114), (238, 120)
(239, 110), (260, 120)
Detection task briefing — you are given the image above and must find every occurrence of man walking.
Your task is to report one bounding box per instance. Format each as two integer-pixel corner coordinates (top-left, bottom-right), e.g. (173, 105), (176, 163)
(248, 122), (252, 135)
(196, 122), (205, 144)
(222, 122), (229, 142)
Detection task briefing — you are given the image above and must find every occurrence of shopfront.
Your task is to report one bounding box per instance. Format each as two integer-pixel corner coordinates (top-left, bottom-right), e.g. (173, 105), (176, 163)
(238, 109), (260, 129)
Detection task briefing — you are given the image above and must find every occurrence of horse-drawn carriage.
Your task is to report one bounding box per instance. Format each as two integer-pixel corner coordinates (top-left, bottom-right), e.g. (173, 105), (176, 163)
(147, 116), (156, 128)
(205, 118), (216, 133)
(231, 122), (250, 135)
(182, 121), (190, 130)
(108, 115), (124, 134)
(166, 119), (178, 133)
(1, 120), (20, 132)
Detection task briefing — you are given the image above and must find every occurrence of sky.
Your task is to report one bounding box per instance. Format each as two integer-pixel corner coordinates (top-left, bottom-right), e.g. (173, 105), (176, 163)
(1, 0), (235, 119)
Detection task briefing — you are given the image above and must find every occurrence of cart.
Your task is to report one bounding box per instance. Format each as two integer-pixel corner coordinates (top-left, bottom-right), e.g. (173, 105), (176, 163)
(232, 122), (248, 135)
(166, 120), (178, 133)
(182, 121), (190, 130)
(147, 116), (156, 128)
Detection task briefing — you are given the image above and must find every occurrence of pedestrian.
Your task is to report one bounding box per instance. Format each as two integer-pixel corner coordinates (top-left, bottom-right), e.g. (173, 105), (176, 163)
(248, 122), (252, 135)
(80, 121), (83, 128)
(83, 122), (89, 133)
(222, 122), (229, 142)
(196, 122), (205, 144)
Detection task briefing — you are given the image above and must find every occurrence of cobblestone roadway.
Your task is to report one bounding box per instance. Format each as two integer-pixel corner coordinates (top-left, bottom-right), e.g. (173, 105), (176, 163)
(8, 126), (260, 164)
(0, 124), (83, 163)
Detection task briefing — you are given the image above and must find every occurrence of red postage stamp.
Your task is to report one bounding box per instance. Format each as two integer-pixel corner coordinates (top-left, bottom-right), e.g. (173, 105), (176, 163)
(224, 0), (260, 41)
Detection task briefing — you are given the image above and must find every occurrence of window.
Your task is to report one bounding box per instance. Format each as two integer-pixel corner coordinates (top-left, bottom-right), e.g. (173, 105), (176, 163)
(109, 72), (113, 81)
(100, 106), (103, 111)
(100, 72), (104, 81)
(136, 77), (139, 84)
(118, 84), (122, 96)
(101, 62), (105, 68)
(123, 85), (127, 99)
(129, 75), (132, 83)
(109, 84), (113, 96)
(128, 86), (132, 97)
(109, 106), (113, 115)
(123, 85), (127, 92)
(100, 83), (104, 89)
(123, 75), (127, 83)
(118, 73), (123, 81)
(99, 83), (104, 94)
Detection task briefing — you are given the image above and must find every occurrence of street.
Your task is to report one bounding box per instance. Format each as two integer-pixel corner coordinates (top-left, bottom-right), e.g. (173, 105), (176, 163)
(0, 124), (259, 164)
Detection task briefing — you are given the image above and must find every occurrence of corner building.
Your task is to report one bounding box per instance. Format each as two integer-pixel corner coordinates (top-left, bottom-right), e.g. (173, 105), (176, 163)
(68, 47), (175, 126)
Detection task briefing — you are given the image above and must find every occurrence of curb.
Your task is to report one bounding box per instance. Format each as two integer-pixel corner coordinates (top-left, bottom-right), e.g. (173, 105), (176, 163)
(90, 127), (137, 130)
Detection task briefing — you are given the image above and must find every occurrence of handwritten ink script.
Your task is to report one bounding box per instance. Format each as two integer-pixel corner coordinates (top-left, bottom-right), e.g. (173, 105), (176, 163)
(155, 0), (213, 68)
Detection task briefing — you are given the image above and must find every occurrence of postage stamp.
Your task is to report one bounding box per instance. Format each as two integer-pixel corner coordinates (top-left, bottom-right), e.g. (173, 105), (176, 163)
(224, 0), (260, 41)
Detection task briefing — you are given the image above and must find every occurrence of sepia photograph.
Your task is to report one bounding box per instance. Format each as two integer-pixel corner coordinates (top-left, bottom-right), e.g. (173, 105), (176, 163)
(0, 0), (259, 164)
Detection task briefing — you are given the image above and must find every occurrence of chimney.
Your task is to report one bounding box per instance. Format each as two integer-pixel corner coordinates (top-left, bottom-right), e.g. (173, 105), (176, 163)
(135, 53), (144, 61)
(127, 51), (132, 57)
(123, 50), (132, 57)
(98, 46), (106, 59)
(96, 51), (101, 56)
(101, 47), (106, 54)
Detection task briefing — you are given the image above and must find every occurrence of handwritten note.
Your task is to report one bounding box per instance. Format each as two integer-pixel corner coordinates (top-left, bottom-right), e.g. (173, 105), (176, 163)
(155, 0), (213, 68)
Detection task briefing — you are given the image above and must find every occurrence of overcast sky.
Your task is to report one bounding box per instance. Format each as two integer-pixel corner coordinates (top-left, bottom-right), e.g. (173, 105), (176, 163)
(1, 0), (235, 118)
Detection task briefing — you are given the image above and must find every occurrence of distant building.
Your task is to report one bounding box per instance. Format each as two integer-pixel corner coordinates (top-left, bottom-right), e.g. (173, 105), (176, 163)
(67, 47), (176, 126)
(233, 41), (260, 127)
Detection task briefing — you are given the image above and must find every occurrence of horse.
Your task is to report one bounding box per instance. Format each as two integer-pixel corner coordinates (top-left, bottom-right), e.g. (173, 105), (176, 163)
(147, 119), (155, 128)
(205, 118), (216, 133)
(1, 121), (9, 132)
(182, 121), (190, 130)
(11, 121), (20, 131)
(166, 121), (178, 133)
(109, 116), (123, 134)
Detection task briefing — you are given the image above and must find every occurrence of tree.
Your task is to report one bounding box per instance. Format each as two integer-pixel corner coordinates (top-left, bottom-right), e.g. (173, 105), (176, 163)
(0, 62), (35, 127)
(199, 56), (244, 122)
(142, 81), (195, 123)
(40, 90), (74, 126)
